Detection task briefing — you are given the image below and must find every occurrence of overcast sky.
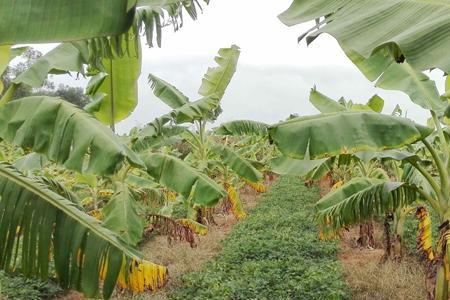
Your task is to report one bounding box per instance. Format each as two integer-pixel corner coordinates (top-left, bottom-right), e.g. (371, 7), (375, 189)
(46, 0), (445, 133)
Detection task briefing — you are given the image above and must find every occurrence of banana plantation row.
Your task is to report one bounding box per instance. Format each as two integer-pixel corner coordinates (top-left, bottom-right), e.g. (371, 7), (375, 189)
(1, 0), (450, 299)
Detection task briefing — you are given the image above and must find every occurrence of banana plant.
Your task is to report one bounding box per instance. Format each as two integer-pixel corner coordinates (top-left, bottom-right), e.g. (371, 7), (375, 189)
(134, 46), (266, 221)
(277, 1), (450, 298)
(0, 3), (226, 295)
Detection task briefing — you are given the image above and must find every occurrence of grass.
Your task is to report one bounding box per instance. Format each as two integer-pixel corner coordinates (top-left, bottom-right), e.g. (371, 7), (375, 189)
(168, 176), (350, 300)
(338, 226), (427, 300)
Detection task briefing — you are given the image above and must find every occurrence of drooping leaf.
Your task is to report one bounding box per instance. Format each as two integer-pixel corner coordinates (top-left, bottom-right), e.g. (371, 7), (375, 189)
(13, 43), (87, 88)
(316, 177), (417, 230)
(416, 206), (435, 261)
(113, 259), (168, 294)
(178, 219), (208, 236)
(279, 0), (450, 73)
(135, 0), (210, 47)
(143, 153), (226, 206)
(376, 62), (446, 114)
(225, 184), (246, 219)
(0, 96), (144, 175)
(87, 36), (141, 126)
(146, 214), (198, 247)
(38, 176), (80, 205)
(198, 45), (240, 99)
(269, 111), (433, 160)
(0, 163), (144, 299)
(148, 74), (189, 109)
(133, 125), (187, 152)
(271, 156), (328, 177)
(102, 183), (144, 246)
(345, 48), (395, 83)
(214, 120), (269, 136)
(307, 158), (335, 181)
(354, 150), (419, 164)
(210, 143), (263, 183)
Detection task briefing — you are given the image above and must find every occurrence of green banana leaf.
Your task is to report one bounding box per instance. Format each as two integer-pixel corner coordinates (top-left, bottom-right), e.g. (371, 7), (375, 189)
(102, 182), (145, 246)
(279, 0), (450, 73)
(13, 43), (87, 88)
(170, 94), (220, 123)
(269, 111), (433, 160)
(0, 96), (143, 175)
(214, 120), (269, 136)
(402, 163), (436, 199)
(270, 156), (328, 177)
(0, 46), (29, 93)
(143, 153), (226, 206)
(354, 150), (419, 164)
(310, 87), (384, 113)
(135, 0), (210, 47)
(86, 37), (141, 126)
(210, 143), (263, 183)
(316, 177), (417, 230)
(133, 125), (187, 152)
(375, 61), (446, 114)
(198, 45), (240, 99)
(148, 74), (189, 109)
(0, 163), (141, 299)
(0, 0), (134, 44)
(366, 95), (384, 113)
(309, 87), (346, 113)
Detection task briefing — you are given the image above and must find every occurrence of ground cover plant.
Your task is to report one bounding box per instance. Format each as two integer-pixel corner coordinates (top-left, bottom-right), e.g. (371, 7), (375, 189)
(169, 176), (350, 300)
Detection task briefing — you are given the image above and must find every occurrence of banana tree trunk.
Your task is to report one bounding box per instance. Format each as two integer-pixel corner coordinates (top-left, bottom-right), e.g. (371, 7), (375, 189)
(196, 207), (216, 226)
(357, 222), (375, 248)
(382, 213), (405, 262)
(392, 234), (403, 262)
(382, 215), (392, 263)
(392, 209), (407, 261)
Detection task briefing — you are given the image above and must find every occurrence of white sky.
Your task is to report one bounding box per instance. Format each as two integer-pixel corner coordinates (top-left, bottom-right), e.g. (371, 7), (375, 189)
(44, 0), (442, 133)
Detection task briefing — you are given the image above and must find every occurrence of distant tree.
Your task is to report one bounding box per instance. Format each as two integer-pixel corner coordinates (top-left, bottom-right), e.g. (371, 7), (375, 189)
(1, 48), (88, 108)
(41, 84), (90, 108)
